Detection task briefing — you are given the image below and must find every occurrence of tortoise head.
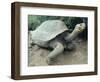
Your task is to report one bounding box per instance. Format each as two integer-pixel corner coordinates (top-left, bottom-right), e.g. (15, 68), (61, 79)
(74, 23), (86, 33)
(64, 23), (86, 42)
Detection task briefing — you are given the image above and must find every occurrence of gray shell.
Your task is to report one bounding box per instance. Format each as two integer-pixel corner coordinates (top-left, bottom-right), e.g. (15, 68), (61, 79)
(31, 20), (69, 46)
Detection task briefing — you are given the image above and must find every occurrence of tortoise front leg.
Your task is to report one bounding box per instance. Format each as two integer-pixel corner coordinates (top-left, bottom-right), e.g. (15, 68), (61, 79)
(46, 41), (64, 64)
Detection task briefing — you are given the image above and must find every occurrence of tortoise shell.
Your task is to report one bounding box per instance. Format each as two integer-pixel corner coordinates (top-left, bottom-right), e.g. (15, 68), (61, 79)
(31, 20), (69, 46)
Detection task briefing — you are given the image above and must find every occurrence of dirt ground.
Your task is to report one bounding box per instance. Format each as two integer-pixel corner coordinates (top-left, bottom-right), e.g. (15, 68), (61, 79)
(28, 37), (88, 66)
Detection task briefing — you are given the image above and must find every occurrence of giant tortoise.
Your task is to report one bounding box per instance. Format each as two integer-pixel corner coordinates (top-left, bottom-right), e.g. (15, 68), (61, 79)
(29, 20), (86, 64)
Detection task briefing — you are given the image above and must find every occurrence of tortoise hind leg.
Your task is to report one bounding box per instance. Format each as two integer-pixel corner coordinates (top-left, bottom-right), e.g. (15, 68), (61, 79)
(46, 42), (64, 64)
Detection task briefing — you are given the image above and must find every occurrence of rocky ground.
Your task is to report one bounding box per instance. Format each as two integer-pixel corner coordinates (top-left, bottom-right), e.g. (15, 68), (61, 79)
(28, 34), (88, 66)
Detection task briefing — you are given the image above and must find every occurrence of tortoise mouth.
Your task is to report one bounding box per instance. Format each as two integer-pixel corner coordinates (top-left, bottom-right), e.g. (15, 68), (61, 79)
(77, 28), (83, 32)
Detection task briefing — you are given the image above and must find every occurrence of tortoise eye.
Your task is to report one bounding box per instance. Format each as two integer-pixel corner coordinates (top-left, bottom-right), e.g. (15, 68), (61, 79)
(80, 23), (82, 26)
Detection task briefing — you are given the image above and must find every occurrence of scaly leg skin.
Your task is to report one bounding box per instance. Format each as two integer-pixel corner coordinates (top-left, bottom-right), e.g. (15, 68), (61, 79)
(46, 41), (64, 65)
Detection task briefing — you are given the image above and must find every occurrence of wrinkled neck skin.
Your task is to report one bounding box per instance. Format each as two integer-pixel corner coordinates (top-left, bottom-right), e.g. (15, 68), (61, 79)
(65, 30), (80, 42)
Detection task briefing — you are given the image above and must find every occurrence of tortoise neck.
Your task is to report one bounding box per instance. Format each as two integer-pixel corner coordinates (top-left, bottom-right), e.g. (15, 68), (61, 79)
(65, 29), (79, 42)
